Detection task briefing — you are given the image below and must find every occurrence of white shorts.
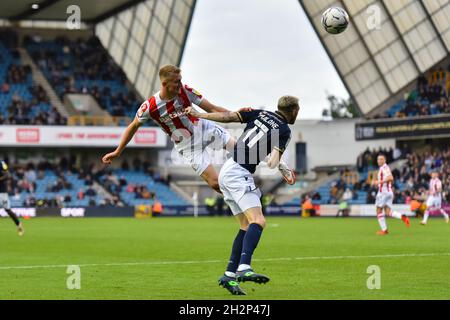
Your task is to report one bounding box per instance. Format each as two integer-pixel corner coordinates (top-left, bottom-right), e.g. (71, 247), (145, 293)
(219, 158), (261, 216)
(174, 119), (231, 176)
(0, 193), (11, 210)
(375, 192), (393, 209)
(426, 196), (442, 209)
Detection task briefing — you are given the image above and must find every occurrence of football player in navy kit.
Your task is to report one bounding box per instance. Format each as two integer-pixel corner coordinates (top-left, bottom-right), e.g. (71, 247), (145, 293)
(187, 95), (299, 295)
(0, 161), (24, 236)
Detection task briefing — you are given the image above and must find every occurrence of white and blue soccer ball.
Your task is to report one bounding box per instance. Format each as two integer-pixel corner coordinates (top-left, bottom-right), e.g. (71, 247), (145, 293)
(321, 7), (349, 35)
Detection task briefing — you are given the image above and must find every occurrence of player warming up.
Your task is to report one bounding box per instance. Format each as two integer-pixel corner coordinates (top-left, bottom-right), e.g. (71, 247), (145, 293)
(0, 161), (24, 236)
(102, 65), (246, 193)
(187, 96), (298, 295)
(372, 154), (410, 235)
(421, 170), (449, 225)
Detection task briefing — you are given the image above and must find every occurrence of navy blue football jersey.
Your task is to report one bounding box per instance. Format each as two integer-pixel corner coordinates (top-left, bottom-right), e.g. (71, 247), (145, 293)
(233, 109), (291, 174)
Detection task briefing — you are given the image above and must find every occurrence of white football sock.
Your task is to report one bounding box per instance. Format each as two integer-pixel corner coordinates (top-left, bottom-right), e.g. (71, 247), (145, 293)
(237, 264), (251, 272)
(225, 271), (236, 278)
(391, 211), (402, 219)
(422, 211), (430, 224)
(377, 213), (387, 231)
(440, 209), (449, 219)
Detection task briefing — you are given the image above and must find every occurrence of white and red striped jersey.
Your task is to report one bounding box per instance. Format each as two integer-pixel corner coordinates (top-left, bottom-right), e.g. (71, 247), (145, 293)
(429, 177), (442, 197)
(136, 84), (203, 142)
(377, 163), (392, 193)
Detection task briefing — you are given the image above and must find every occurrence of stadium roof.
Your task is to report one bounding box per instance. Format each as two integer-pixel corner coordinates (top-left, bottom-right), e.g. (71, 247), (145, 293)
(0, 0), (145, 23)
(299, 0), (450, 116)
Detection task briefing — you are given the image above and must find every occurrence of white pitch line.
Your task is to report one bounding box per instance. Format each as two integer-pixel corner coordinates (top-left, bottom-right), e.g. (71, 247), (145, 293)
(0, 252), (448, 270)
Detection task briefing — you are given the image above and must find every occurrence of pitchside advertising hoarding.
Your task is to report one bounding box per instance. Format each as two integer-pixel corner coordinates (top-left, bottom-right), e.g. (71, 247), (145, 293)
(0, 126), (166, 147)
(355, 115), (450, 140)
(2, 205), (448, 218)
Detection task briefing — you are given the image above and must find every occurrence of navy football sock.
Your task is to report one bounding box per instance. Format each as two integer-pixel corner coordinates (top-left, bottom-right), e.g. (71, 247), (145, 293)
(6, 209), (20, 226)
(239, 223), (263, 267)
(226, 229), (246, 274)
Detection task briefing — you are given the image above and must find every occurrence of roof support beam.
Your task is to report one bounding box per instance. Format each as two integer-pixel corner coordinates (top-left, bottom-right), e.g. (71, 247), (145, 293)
(9, 0), (62, 20)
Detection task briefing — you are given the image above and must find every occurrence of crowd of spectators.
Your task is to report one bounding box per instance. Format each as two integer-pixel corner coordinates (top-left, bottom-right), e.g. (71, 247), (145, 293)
(0, 30), (67, 125)
(26, 35), (140, 118)
(303, 145), (449, 207)
(358, 147), (449, 204)
(371, 65), (450, 119)
(0, 157), (114, 208)
(356, 145), (410, 171)
(357, 147), (448, 205)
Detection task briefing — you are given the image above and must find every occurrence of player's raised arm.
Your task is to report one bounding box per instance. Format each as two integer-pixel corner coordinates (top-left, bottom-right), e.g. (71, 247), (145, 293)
(102, 117), (142, 164)
(187, 107), (241, 123)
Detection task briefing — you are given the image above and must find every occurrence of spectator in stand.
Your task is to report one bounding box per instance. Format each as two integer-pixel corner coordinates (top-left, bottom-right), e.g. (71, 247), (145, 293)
(341, 188), (353, 202)
(329, 182), (338, 204)
(86, 186), (96, 197)
(142, 187), (152, 200)
(77, 188), (84, 200)
(2, 82), (10, 93)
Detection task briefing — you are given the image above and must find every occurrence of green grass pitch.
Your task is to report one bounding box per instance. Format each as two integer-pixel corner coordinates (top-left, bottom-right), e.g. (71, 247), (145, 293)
(0, 216), (449, 300)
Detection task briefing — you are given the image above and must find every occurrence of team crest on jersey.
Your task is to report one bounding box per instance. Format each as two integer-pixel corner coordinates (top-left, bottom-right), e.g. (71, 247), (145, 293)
(138, 101), (149, 117)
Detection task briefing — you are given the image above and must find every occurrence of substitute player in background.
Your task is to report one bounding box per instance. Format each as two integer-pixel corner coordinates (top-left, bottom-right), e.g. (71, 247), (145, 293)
(103, 65), (247, 193)
(187, 96), (298, 295)
(372, 154), (410, 235)
(421, 170), (449, 225)
(0, 161), (24, 236)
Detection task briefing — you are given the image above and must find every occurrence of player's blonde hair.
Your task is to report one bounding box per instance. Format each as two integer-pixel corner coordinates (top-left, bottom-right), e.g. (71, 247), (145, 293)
(278, 95), (299, 112)
(159, 65), (181, 81)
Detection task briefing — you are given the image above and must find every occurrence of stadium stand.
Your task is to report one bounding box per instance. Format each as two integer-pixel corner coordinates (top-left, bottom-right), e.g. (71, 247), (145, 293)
(287, 146), (449, 208)
(4, 159), (187, 208)
(372, 65), (450, 119)
(98, 169), (187, 206)
(0, 30), (66, 125)
(25, 35), (142, 123)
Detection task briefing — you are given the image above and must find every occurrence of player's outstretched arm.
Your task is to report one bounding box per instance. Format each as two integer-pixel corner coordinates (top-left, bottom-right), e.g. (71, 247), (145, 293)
(199, 99), (252, 114)
(186, 107), (240, 123)
(102, 117), (142, 164)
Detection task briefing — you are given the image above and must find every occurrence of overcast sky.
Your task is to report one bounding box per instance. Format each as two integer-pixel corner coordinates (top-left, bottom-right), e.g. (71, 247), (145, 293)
(181, 0), (349, 119)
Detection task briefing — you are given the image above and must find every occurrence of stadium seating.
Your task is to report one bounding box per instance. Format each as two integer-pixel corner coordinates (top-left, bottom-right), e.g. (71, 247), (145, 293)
(0, 31), (66, 125)
(376, 67), (450, 119)
(7, 162), (188, 208)
(99, 169), (188, 206)
(26, 36), (142, 122)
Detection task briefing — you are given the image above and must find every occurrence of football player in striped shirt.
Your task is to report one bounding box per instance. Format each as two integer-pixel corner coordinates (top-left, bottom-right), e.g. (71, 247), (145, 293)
(372, 154), (410, 235)
(102, 65), (249, 193)
(421, 170), (449, 225)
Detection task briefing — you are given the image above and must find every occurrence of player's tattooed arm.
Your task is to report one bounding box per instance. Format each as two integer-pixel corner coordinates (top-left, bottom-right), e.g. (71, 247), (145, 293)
(186, 107), (240, 123)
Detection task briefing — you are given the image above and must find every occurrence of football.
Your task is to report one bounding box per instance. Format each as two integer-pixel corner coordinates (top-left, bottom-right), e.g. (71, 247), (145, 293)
(322, 7), (349, 34)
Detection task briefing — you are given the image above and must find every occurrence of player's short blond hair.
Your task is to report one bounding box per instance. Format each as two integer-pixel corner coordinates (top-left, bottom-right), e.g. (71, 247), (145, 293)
(278, 95), (299, 113)
(159, 65), (181, 81)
